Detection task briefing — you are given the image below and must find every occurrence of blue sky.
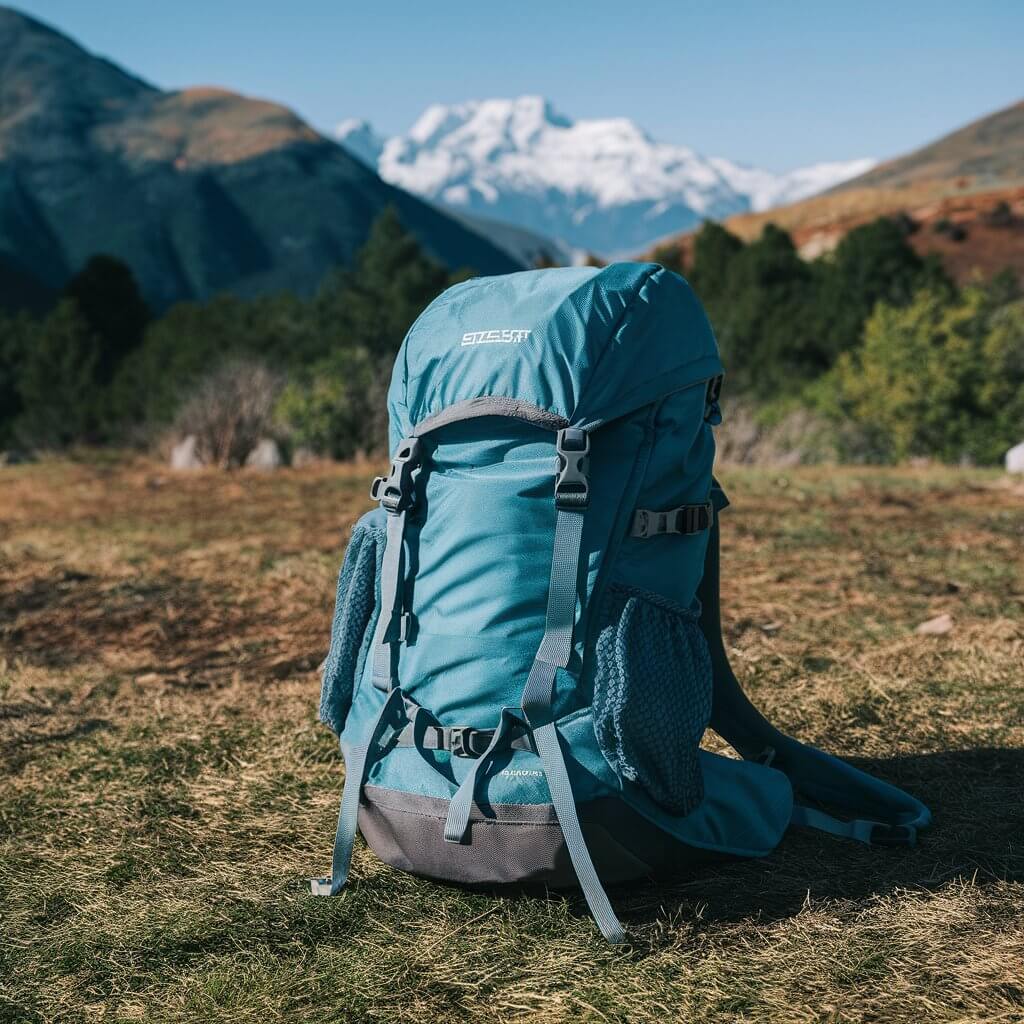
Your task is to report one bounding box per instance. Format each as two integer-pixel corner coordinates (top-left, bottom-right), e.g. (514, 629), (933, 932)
(12, 1), (1024, 171)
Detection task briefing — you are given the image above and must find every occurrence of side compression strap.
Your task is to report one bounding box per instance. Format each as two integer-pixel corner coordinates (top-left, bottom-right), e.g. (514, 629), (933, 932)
(311, 687), (406, 896)
(698, 497), (931, 843)
(519, 429), (625, 945)
(369, 438), (421, 690)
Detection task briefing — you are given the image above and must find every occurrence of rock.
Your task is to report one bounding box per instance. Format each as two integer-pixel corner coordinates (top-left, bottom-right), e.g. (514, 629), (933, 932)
(915, 613), (953, 636)
(0, 449), (34, 466)
(1006, 441), (1024, 474)
(170, 435), (204, 470)
(244, 438), (282, 471)
(291, 446), (321, 468)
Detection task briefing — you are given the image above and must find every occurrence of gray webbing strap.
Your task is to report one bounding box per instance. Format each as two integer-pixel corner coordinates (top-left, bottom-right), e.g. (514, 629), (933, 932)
(369, 437), (421, 691)
(443, 709), (526, 843)
(310, 687), (405, 896)
(790, 804), (917, 847)
(371, 509), (407, 689)
(518, 429), (625, 945)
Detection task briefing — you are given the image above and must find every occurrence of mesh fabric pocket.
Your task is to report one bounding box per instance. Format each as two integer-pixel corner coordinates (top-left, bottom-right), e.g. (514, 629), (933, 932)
(593, 583), (712, 815)
(318, 523), (385, 734)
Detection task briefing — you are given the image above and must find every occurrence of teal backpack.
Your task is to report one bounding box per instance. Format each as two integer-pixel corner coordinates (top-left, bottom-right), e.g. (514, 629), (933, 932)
(312, 262), (930, 943)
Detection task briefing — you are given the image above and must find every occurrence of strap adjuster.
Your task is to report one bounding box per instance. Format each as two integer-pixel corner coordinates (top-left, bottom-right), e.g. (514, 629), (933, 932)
(449, 726), (494, 758)
(555, 428), (590, 509)
(870, 823), (917, 848)
(371, 437), (422, 513)
(631, 502), (713, 538)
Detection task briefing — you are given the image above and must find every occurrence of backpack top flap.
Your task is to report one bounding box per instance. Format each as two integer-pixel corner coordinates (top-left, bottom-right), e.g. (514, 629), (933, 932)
(387, 262), (722, 448)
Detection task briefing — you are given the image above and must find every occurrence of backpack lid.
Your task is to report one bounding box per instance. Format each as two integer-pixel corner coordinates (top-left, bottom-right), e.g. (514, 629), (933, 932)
(388, 262), (722, 446)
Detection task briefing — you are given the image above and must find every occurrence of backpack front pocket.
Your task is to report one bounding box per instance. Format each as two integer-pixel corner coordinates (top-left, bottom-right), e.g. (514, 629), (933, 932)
(592, 582), (712, 815)
(319, 521), (386, 734)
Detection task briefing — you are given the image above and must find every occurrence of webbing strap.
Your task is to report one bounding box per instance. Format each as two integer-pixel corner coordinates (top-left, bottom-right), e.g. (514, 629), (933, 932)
(443, 709), (526, 843)
(520, 495), (626, 945)
(371, 507), (407, 690)
(790, 804), (917, 847)
(310, 687), (405, 896)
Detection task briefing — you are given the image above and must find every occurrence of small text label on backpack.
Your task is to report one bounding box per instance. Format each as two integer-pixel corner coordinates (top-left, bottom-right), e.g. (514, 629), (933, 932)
(461, 329), (531, 347)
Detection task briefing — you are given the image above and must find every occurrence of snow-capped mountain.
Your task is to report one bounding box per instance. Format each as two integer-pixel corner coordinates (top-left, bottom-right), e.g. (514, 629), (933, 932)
(336, 96), (875, 256)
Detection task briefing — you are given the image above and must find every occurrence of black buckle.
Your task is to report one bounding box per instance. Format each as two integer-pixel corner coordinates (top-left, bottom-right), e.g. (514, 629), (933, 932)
(672, 503), (712, 535)
(555, 428), (590, 509)
(631, 502), (712, 538)
(371, 437), (422, 514)
(449, 727), (493, 758)
(870, 823), (917, 848)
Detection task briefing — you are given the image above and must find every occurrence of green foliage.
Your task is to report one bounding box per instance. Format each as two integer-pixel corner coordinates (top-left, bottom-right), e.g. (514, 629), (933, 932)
(63, 254), (151, 385)
(12, 299), (102, 447)
(814, 282), (1024, 464)
(276, 347), (380, 459)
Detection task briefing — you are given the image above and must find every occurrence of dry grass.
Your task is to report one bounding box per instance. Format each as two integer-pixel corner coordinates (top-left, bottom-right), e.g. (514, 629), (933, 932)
(1, 456), (1023, 1023)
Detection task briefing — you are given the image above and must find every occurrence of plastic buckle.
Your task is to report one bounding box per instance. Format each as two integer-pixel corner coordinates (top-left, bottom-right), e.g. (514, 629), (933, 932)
(371, 437), (422, 514)
(870, 823), (917, 848)
(554, 428), (590, 509)
(449, 727), (493, 758)
(673, 503), (713, 535)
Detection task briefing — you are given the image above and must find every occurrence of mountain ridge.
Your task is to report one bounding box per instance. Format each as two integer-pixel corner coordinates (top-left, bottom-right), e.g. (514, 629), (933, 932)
(337, 96), (875, 254)
(0, 6), (520, 312)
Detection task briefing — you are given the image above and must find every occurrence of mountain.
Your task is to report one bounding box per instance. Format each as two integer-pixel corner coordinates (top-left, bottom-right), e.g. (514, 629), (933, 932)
(695, 99), (1024, 282)
(0, 9), (520, 312)
(336, 96), (874, 255)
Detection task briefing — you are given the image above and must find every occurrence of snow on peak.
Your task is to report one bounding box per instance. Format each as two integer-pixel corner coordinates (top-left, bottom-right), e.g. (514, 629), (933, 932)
(335, 97), (875, 254)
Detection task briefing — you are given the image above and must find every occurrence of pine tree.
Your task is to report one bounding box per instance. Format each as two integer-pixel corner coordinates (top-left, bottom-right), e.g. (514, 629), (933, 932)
(15, 300), (102, 447)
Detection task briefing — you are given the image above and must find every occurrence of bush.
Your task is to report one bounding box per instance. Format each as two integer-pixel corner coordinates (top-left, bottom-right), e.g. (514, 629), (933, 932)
(169, 359), (284, 468)
(275, 348), (383, 460)
(814, 284), (1024, 464)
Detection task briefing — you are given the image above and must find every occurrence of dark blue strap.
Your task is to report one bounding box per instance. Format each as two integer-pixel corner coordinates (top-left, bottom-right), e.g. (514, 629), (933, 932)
(310, 688), (405, 896)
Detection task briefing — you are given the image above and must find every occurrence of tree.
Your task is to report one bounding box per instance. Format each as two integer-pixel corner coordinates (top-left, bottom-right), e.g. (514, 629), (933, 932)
(315, 206), (450, 363)
(14, 300), (101, 447)
(687, 221), (743, 306)
(62, 255), (150, 385)
(812, 217), (947, 364)
(815, 282), (1024, 464)
(707, 224), (819, 397)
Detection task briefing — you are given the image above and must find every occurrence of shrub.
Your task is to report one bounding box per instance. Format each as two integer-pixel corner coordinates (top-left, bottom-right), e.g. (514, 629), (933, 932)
(275, 348), (384, 460)
(169, 359), (284, 468)
(813, 284), (1024, 464)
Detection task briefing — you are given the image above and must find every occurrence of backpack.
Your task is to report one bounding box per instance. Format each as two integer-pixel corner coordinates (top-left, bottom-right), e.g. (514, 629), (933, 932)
(311, 262), (930, 943)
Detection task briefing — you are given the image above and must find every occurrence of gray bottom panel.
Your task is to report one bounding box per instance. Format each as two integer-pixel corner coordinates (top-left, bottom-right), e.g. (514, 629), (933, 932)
(359, 785), (709, 888)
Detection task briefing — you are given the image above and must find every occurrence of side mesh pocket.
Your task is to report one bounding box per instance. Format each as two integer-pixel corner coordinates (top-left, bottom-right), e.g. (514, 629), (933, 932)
(318, 522), (386, 734)
(593, 583), (712, 815)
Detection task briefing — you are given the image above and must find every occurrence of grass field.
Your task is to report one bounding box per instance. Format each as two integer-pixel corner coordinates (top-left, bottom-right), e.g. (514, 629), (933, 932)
(2, 457), (1023, 1023)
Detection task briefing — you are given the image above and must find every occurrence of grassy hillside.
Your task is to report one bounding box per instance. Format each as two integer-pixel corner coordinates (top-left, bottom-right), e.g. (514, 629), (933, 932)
(2, 458), (1022, 1023)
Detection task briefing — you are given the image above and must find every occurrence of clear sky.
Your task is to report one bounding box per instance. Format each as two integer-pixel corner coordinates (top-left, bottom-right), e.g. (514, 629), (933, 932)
(10, 0), (1023, 172)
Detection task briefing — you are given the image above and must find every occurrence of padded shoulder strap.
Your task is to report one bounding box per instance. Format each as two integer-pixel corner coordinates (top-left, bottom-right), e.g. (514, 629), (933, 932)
(698, 485), (931, 844)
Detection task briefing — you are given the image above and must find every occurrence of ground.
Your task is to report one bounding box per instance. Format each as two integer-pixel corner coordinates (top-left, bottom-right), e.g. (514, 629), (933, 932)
(1, 457), (1022, 1024)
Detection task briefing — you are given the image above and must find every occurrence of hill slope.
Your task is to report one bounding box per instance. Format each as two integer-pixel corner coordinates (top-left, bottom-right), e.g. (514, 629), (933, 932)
(0, 8), (519, 311)
(661, 100), (1024, 282)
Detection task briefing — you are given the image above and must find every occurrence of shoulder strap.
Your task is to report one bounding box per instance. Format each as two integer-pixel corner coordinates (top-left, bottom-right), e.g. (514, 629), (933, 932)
(699, 483), (931, 845)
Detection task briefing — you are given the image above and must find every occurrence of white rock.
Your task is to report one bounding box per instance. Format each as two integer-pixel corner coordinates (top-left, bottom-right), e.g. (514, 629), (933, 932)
(244, 438), (283, 471)
(169, 435), (203, 470)
(915, 613), (953, 636)
(1006, 441), (1024, 474)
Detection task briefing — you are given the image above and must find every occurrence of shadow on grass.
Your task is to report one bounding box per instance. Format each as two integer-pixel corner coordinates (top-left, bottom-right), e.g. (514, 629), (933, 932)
(616, 745), (1024, 930)
(468, 746), (1024, 935)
